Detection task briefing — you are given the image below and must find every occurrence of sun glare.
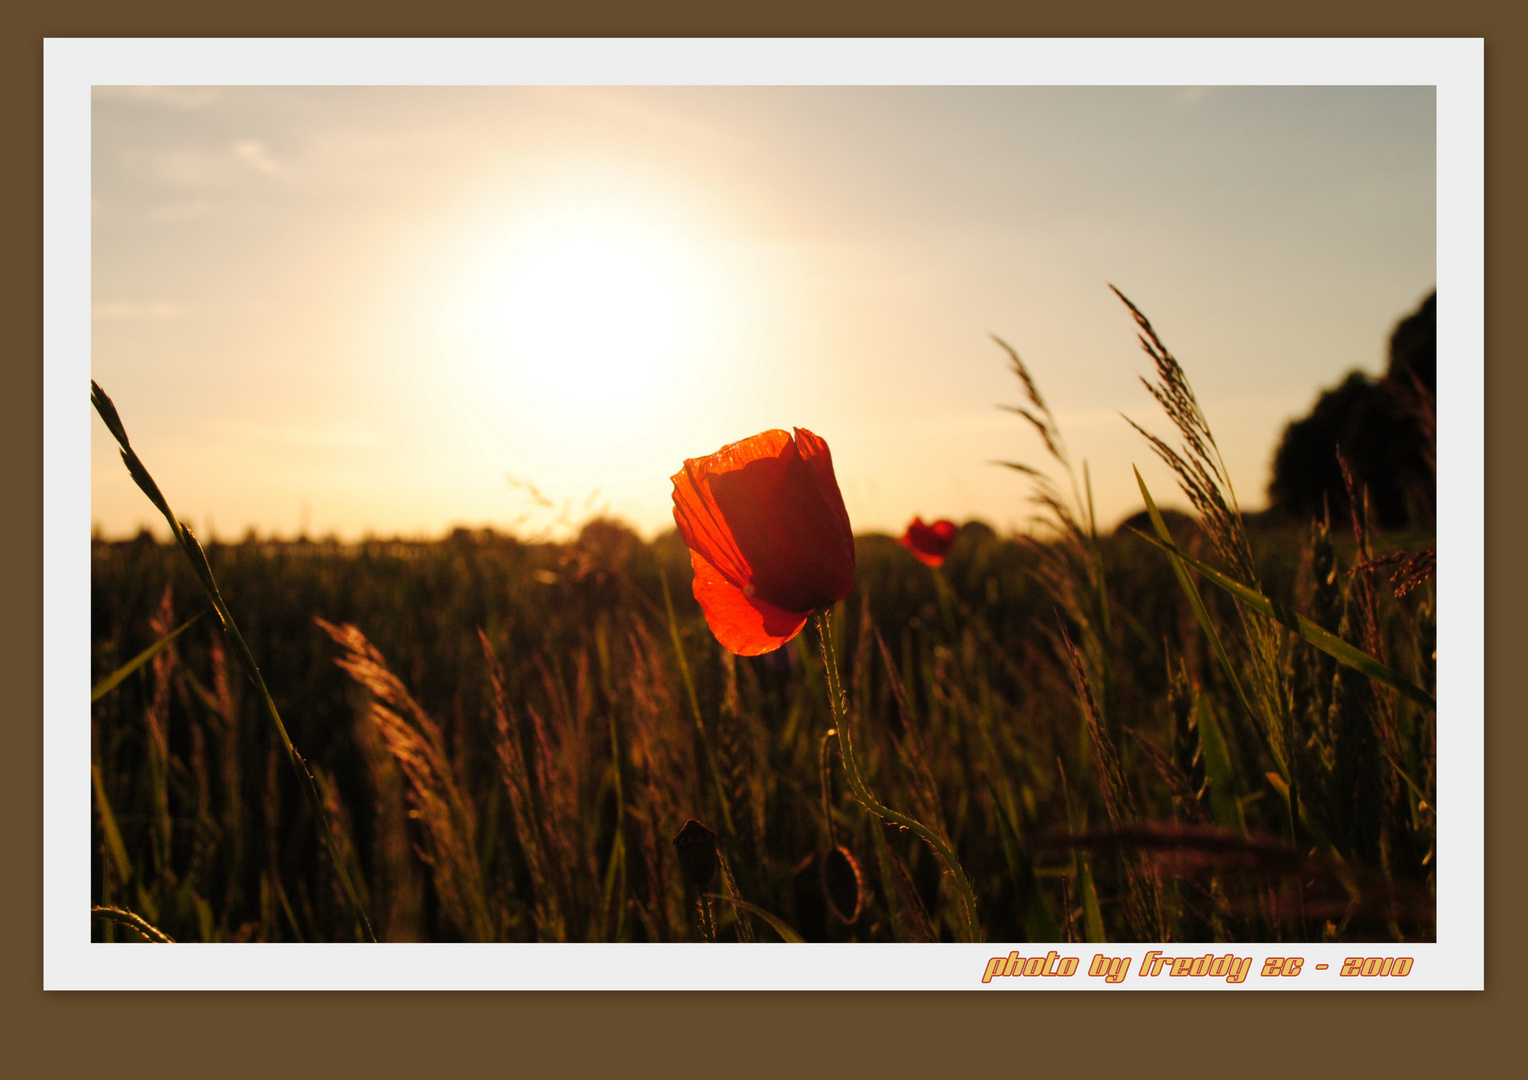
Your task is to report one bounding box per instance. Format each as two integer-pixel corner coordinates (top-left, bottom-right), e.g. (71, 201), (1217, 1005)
(410, 195), (717, 433)
(383, 176), (778, 535)
(491, 231), (683, 404)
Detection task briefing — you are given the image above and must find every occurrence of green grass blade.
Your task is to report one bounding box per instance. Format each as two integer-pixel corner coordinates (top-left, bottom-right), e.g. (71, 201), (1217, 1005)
(1134, 468), (1285, 777)
(600, 830), (626, 940)
(702, 894), (804, 943)
(977, 724), (1062, 942)
(91, 614), (201, 703)
(91, 764), (134, 885)
(1056, 756), (1105, 943)
(657, 564), (735, 837)
(1193, 695), (1245, 833)
(1262, 772), (1354, 878)
(1077, 855), (1106, 944)
(1383, 750), (1432, 808)
(1128, 476), (1436, 713)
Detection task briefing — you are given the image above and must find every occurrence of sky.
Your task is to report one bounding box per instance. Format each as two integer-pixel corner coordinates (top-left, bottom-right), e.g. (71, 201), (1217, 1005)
(90, 85), (1436, 542)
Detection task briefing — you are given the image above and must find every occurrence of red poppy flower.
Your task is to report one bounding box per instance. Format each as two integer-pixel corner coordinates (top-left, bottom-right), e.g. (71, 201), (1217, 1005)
(899, 517), (958, 568)
(671, 428), (857, 655)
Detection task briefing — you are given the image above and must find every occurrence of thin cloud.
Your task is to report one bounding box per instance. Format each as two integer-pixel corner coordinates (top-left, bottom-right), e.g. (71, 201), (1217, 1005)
(126, 141), (282, 189)
(211, 421), (385, 450)
(93, 86), (222, 110)
(148, 197), (213, 223)
(92, 300), (187, 321)
(232, 139), (281, 176)
(551, 87), (748, 152)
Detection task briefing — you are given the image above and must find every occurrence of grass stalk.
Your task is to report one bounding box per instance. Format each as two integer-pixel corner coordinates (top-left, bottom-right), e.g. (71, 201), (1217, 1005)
(92, 905), (174, 943)
(91, 380), (376, 942)
(702, 894), (803, 943)
(1132, 472), (1436, 714)
(657, 565), (736, 837)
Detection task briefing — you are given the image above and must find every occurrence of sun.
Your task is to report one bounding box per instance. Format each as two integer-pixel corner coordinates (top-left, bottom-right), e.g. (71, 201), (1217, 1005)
(491, 229), (684, 404)
(379, 174), (785, 535)
(403, 190), (729, 463)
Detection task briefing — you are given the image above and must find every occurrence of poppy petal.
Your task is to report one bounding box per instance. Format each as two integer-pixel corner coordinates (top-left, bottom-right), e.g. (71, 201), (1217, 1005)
(670, 430), (794, 591)
(704, 434), (855, 613)
(688, 548), (810, 656)
(793, 427), (855, 556)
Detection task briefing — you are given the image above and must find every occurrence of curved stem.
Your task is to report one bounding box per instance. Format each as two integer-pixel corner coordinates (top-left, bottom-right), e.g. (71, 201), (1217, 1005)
(818, 728), (839, 849)
(92, 905), (174, 943)
(813, 610), (979, 942)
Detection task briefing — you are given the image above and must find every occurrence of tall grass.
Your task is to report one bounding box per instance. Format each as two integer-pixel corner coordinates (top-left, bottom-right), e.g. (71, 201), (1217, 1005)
(89, 297), (1435, 944)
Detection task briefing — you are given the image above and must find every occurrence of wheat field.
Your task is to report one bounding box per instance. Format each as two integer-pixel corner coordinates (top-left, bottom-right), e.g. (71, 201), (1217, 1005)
(89, 300), (1436, 945)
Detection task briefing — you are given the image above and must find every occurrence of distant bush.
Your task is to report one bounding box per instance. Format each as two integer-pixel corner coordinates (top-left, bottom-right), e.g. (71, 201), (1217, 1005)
(1268, 291), (1435, 530)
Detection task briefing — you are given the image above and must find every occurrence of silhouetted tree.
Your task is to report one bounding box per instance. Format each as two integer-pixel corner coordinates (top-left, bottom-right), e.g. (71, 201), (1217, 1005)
(1267, 292), (1435, 530)
(1387, 291), (1436, 394)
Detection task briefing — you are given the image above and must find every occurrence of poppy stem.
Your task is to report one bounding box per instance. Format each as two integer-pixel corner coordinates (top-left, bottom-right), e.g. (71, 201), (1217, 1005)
(813, 610), (979, 942)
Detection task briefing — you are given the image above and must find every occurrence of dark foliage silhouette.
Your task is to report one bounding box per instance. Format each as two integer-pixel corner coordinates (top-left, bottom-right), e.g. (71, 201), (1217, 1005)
(1268, 292), (1435, 529)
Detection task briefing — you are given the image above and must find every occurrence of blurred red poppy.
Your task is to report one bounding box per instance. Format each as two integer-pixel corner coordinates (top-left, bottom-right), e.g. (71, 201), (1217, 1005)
(671, 428), (856, 655)
(899, 517), (958, 568)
